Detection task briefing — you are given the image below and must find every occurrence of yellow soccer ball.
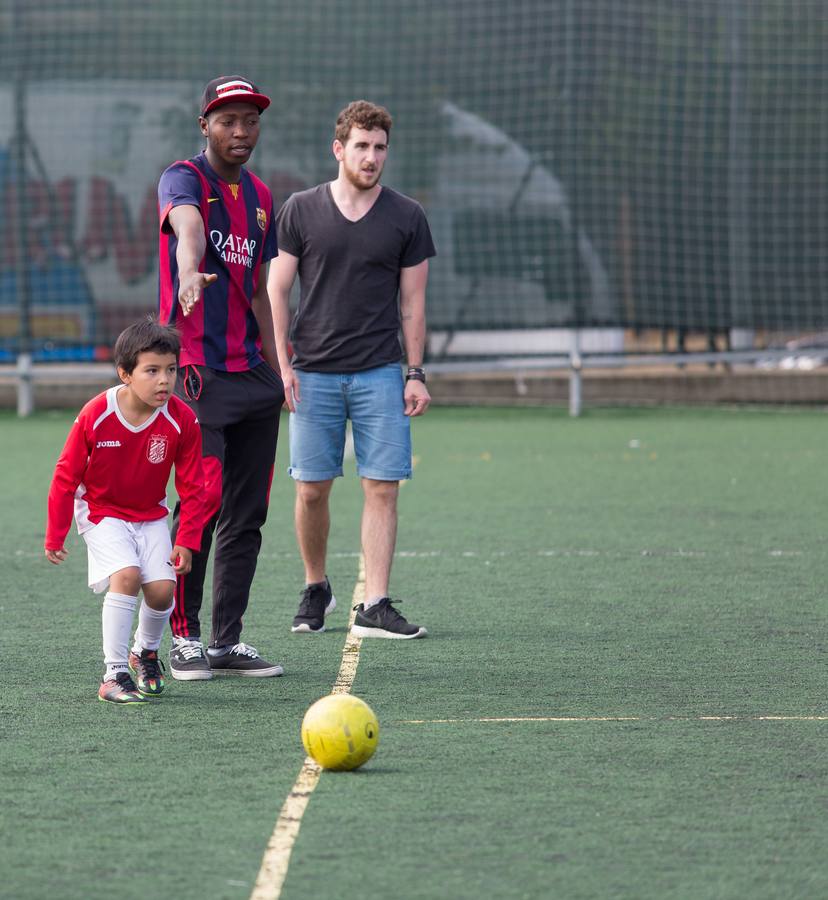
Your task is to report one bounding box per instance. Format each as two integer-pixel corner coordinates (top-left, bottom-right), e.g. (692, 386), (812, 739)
(301, 694), (380, 771)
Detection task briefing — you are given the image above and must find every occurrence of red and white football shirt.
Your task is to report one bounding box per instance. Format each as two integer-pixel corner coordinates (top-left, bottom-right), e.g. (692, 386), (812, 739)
(45, 387), (205, 552)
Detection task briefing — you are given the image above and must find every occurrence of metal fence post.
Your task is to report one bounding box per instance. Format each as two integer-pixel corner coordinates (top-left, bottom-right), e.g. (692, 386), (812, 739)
(16, 352), (34, 417)
(569, 330), (582, 417)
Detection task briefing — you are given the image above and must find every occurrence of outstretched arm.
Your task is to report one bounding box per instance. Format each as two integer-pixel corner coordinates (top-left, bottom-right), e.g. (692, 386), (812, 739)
(168, 205), (217, 317)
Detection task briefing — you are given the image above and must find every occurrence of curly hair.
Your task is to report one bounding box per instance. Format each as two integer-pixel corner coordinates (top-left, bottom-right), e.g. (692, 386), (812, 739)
(334, 100), (393, 145)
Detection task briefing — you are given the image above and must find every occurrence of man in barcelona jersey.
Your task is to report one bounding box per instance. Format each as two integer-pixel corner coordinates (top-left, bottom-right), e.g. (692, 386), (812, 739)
(158, 75), (285, 679)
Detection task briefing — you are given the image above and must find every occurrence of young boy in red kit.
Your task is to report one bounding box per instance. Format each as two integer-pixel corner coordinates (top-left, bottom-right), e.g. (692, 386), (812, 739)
(45, 318), (205, 703)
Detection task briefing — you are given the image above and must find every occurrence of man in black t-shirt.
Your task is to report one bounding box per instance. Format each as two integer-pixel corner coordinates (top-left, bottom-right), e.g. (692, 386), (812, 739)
(269, 100), (435, 639)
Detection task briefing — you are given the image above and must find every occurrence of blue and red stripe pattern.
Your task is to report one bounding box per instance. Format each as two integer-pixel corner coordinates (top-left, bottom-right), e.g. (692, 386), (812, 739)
(158, 152), (277, 372)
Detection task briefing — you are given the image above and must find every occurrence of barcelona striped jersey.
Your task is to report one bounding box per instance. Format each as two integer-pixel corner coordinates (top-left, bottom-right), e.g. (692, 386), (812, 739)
(158, 152), (278, 372)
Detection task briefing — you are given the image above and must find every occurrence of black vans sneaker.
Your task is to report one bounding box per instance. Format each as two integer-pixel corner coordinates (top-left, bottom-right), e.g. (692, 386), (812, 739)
(207, 643), (284, 677)
(351, 598), (427, 639)
(291, 578), (337, 633)
(169, 636), (213, 681)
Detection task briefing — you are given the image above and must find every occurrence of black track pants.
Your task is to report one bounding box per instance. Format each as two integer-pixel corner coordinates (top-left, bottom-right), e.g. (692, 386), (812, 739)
(170, 362), (284, 647)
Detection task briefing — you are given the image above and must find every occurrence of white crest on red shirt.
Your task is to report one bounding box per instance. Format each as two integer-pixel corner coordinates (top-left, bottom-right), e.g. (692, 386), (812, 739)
(147, 434), (168, 464)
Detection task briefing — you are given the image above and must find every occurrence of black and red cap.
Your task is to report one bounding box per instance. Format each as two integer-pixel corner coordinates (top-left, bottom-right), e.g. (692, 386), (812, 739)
(200, 76), (271, 117)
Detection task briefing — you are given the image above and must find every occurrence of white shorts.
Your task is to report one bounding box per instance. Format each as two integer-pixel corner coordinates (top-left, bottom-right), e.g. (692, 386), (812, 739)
(82, 517), (175, 594)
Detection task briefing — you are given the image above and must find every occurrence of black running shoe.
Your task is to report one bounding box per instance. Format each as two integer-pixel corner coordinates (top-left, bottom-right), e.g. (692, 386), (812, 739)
(98, 671), (147, 704)
(351, 598), (427, 639)
(207, 643), (284, 677)
(128, 648), (166, 696)
(169, 636), (213, 681)
(291, 578), (337, 633)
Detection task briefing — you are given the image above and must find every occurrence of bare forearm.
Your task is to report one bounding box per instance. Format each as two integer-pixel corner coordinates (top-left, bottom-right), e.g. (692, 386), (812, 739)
(267, 253), (299, 375)
(178, 236), (205, 278)
(400, 297), (426, 366)
(270, 287), (294, 373)
(172, 217), (207, 279)
(399, 260), (429, 367)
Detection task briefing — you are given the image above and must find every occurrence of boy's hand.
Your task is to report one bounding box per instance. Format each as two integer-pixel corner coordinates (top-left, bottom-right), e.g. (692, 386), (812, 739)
(171, 545), (192, 574)
(45, 547), (68, 565)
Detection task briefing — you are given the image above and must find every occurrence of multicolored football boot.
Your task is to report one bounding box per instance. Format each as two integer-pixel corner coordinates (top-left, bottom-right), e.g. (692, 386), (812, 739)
(128, 648), (166, 696)
(98, 671), (147, 704)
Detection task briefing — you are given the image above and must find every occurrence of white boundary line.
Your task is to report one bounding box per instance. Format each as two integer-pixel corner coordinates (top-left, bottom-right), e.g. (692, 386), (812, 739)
(251, 452), (416, 898)
(250, 560), (366, 900)
(402, 715), (828, 724)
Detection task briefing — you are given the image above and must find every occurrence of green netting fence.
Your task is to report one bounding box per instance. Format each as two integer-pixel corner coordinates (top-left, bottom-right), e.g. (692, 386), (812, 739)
(1, 0), (827, 363)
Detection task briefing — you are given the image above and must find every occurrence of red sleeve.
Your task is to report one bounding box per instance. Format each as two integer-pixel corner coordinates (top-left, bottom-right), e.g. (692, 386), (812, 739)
(171, 411), (206, 551)
(45, 413), (92, 550)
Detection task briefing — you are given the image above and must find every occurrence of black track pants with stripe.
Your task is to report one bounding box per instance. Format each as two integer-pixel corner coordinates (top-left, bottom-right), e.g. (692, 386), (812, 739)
(170, 362), (284, 647)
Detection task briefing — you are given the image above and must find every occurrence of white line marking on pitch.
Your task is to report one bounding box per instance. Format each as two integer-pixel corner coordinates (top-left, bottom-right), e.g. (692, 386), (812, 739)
(250, 560), (366, 900)
(402, 715), (828, 724)
(252, 452), (418, 898)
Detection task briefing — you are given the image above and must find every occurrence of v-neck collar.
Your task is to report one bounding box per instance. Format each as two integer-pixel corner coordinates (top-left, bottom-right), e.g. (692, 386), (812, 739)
(200, 151), (244, 191)
(109, 386), (163, 433)
(326, 182), (384, 225)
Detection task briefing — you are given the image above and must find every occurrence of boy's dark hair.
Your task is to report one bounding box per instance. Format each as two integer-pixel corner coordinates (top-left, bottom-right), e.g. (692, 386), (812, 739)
(334, 100), (392, 145)
(113, 317), (181, 374)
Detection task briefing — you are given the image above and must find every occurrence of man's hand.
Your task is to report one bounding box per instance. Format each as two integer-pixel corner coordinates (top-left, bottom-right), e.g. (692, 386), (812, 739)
(281, 365), (300, 412)
(178, 272), (218, 317)
(171, 545), (192, 574)
(404, 379), (431, 417)
(45, 547), (68, 565)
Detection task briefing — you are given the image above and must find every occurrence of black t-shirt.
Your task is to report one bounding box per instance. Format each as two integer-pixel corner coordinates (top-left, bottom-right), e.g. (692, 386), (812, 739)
(276, 183), (436, 373)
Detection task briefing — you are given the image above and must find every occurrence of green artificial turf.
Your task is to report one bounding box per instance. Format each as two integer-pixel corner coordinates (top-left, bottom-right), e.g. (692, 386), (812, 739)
(2, 407), (827, 899)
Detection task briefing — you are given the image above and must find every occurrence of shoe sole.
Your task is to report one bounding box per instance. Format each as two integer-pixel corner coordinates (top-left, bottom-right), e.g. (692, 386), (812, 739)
(209, 665), (285, 677)
(291, 596), (337, 634)
(350, 625), (428, 640)
(169, 668), (213, 681)
(98, 694), (147, 704)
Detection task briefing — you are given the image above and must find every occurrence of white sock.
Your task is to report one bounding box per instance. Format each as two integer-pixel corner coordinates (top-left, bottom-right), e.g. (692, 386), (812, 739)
(132, 601), (175, 654)
(362, 596), (387, 610)
(104, 663), (130, 681)
(102, 592), (138, 679)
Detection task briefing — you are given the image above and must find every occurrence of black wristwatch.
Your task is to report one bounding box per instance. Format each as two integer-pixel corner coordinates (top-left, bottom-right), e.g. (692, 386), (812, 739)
(405, 366), (426, 383)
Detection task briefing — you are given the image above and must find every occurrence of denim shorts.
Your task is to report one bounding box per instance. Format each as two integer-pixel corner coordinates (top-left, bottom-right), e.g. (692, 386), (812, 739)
(289, 363), (412, 481)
